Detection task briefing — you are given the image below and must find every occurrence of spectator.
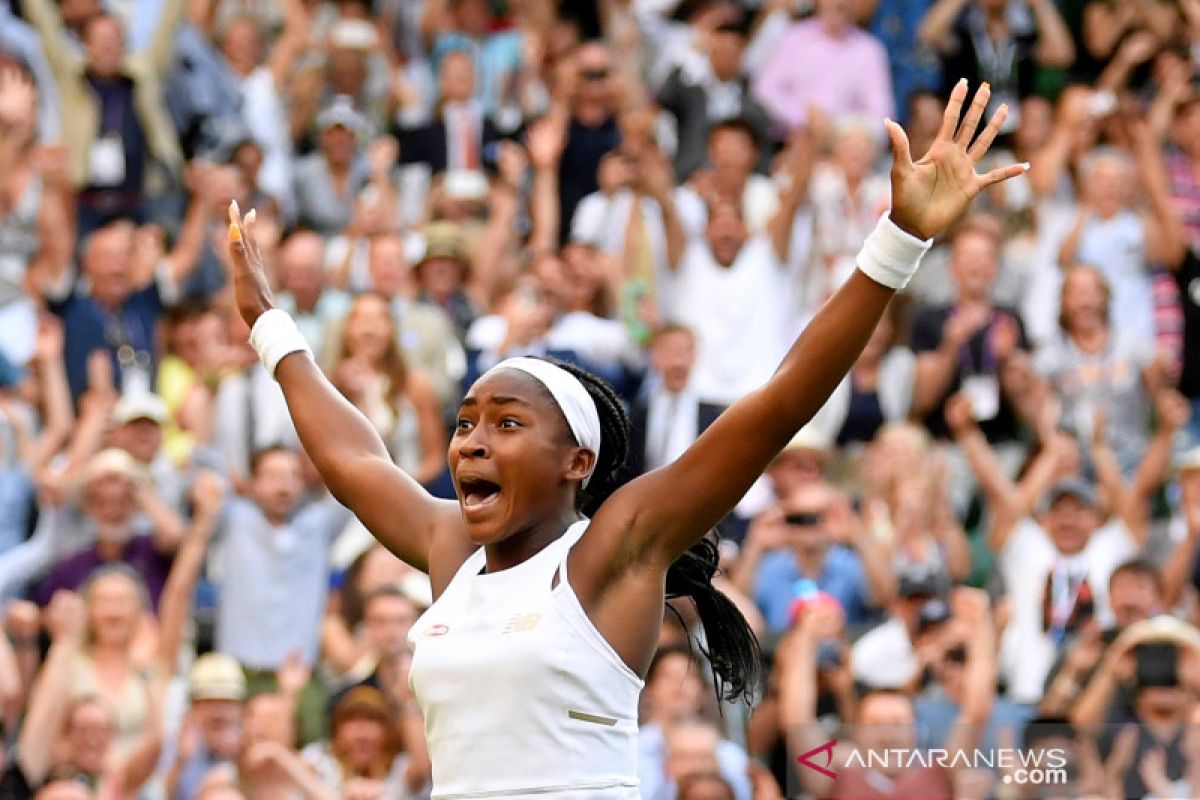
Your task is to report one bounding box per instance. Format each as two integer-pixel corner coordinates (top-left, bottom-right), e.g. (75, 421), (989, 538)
(210, 446), (351, 742)
(782, 591), (996, 800)
(22, 0), (185, 232)
(656, 15), (772, 181)
(552, 41), (623, 237)
(292, 97), (371, 237)
(1034, 265), (1163, 475)
(327, 292), (446, 484)
(164, 653), (246, 800)
(919, 0), (1075, 126)
(637, 646), (752, 800)
(627, 324), (723, 477)
(301, 685), (429, 797)
(33, 448), (184, 606)
(1057, 146), (1177, 348)
(909, 222), (1030, 511)
(0, 65), (73, 368)
(752, 0), (894, 132)
(732, 482), (896, 635)
(50, 215), (208, 401)
(657, 143), (808, 405)
(396, 50), (513, 175)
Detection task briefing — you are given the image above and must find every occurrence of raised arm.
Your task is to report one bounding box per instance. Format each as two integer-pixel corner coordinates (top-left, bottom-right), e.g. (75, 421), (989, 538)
(596, 83), (1027, 572)
(1028, 0), (1075, 68)
(944, 588), (997, 756)
(768, 132), (814, 263)
(227, 205), (463, 580)
(155, 473), (222, 673)
(17, 591), (85, 786)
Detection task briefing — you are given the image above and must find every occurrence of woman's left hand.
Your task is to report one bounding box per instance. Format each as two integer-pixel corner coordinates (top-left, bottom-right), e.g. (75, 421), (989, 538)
(886, 80), (1028, 241)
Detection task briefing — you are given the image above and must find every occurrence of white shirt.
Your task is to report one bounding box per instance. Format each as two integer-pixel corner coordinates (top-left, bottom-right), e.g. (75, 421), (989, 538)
(998, 517), (1136, 703)
(409, 520), (643, 797)
(659, 235), (793, 405)
(644, 387), (700, 471)
(442, 101), (481, 171)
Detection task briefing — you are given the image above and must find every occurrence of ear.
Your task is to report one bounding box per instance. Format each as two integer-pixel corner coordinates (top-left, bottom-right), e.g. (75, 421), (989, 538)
(564, 447), (597, 484)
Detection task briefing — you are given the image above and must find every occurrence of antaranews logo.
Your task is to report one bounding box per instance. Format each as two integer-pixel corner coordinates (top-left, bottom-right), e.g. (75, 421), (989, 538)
(796, 740), (838, 780)
(790, 726), (1071, 797)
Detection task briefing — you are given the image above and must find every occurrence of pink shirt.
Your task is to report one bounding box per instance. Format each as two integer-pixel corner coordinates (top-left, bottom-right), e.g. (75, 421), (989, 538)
(752, 19), (894, 130)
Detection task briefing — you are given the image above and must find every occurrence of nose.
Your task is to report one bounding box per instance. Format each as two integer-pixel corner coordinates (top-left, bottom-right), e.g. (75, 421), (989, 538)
(457, 423), (491, 459)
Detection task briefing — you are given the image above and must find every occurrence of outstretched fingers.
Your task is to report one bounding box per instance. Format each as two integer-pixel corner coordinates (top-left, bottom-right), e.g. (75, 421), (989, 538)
(936, 79), (969, 142)
(977, 161), (1030, 190)
(884, 118), (913, 172)
(954, 82), (990, 148)
(967, 103), (1008, 163)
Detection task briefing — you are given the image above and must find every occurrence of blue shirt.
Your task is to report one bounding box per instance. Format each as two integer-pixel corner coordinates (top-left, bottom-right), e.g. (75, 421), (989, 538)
(0, 466), (33, 556)
(753, 546), (874, 633)
(51, 282), (165, 401)
(214, 495), (352, 670)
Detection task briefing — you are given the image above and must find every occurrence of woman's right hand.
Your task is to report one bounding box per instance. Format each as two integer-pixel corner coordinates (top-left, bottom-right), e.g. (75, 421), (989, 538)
(227, 201), (276, 329)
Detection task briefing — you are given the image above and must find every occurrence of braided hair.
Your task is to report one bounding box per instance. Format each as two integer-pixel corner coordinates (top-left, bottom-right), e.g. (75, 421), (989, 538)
(546, 358), (763, 705)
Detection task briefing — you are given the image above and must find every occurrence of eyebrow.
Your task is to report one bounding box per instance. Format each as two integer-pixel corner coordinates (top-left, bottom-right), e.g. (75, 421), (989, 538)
(459, 395), (532, 409)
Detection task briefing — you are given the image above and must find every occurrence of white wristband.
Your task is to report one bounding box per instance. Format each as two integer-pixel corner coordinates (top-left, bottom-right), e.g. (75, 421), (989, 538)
(855, 214), (933, 290)
(249, 308), (312, 378)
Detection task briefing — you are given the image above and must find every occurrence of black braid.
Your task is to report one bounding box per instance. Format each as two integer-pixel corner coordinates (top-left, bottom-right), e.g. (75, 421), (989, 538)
(541, 358), (763, 705)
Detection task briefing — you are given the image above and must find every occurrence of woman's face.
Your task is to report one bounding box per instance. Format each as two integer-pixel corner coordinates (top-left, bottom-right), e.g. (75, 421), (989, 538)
(1060, 268), (1108, 332)
(344, 295), (395, 365)
(450, 370), (592, 544)
(333, 716), (388, 772)
(87, 573), (142, 647)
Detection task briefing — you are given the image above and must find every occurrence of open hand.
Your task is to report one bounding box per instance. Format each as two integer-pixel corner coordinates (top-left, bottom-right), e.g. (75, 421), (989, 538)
(886, 81), (1028, 240)
(227, 202), (276, 328)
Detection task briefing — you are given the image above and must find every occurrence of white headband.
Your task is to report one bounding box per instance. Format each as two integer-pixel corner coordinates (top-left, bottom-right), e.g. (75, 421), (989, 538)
(483, 357), (601, 487)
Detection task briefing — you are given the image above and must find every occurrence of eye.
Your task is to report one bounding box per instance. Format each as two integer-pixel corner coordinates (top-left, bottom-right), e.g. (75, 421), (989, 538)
(498, 418), (522, 429)
(455, 418), (473, 431)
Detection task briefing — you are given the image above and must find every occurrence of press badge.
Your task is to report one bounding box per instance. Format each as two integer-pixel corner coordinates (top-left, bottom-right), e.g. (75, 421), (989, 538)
(89, 134), (126, 187)
(961, 374), (1000, 421)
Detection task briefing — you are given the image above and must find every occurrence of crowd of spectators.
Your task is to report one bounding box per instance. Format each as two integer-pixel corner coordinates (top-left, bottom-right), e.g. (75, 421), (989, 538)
(1, 0), (1200, 797)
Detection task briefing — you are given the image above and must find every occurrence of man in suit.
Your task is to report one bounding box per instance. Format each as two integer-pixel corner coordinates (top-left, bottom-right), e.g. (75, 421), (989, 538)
(628, 324), (725, 476)
(395, 49), (511, 175)
(656, 15), (772, 181)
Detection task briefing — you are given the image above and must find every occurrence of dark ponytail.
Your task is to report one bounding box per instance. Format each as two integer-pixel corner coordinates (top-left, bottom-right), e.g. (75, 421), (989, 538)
(546, 358), (763, 705)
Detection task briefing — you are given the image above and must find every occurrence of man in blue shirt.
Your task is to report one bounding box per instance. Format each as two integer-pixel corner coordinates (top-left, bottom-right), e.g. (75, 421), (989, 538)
(48, 204), (210, 401)
(732, 481), (896, 636)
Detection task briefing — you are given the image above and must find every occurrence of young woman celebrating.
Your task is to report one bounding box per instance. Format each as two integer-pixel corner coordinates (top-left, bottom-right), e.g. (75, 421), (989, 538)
(227, 81), (1026, 797)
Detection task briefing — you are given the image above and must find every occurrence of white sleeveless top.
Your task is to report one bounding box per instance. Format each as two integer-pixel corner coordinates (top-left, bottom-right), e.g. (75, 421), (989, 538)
(408, 519), (644, 799)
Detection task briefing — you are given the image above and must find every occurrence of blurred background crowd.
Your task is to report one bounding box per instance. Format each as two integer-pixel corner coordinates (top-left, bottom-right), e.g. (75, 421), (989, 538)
(1, 0), (1200, 797)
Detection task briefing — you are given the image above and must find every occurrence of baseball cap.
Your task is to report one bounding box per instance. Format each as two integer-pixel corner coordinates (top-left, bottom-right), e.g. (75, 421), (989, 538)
(442, 169), (489, 202)
(188, 653), (246, 702)
(1042, 478), (1097, 511)
(1173, 446), (1200, 474)
(81, 448), (144, 485)
(415, 222), (469, 269)
(317, 95), (366, 135)
(111, 392), (168, 426)
(329, 19), (378, 51)
(774, 425), (832, 463)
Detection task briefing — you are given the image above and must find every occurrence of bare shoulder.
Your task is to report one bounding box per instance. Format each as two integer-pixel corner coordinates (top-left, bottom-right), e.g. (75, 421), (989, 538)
(427, 501), (477, 599)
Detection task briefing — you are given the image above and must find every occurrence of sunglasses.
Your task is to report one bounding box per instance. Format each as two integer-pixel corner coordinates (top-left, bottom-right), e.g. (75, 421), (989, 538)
(579, 67), (610, 82)
(785, 511), (823, 527)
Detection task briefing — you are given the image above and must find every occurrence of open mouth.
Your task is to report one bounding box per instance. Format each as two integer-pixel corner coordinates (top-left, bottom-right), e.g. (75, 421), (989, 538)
(459, 476), (502, 510)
